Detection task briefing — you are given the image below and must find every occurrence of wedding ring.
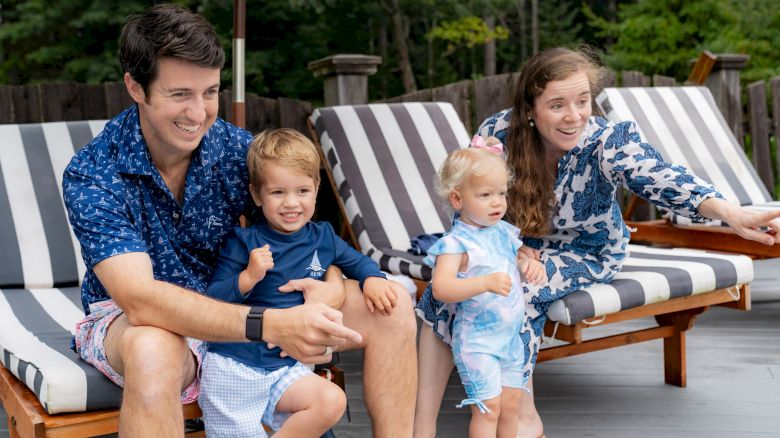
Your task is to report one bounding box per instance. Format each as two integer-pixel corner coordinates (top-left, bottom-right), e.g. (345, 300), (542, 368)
(323, 345), (333, 356)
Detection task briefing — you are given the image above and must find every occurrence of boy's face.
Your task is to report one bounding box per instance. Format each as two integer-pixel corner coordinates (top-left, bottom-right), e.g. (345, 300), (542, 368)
(126, 57), (220, 160)
(251, 161), (318, 234)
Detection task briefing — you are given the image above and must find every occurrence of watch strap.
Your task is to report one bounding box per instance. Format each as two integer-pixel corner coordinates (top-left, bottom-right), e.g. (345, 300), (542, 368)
(245, 306), (267, 342)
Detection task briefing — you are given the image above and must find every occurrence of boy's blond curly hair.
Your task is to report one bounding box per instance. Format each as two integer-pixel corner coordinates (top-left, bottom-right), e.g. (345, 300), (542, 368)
(247, 128), (321, 192)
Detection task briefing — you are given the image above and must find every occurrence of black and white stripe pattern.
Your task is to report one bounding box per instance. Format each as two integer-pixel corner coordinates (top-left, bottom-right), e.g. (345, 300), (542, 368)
(0, 286), (122, 413)
(547, 244), (752, 324)
(0, 120), (106, 288)
(0, 120), (123, 414)
(596, 87), (771, 208)
(310, 103), (470, 280)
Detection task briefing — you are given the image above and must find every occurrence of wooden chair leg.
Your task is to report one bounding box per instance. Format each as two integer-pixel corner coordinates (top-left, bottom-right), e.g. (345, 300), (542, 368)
(8, 416), (21, 438)
(655, 307), (707, 387)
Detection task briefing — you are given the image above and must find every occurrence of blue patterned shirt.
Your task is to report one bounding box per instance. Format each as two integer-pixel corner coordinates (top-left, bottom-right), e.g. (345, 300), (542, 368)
(478, 110), (723, 272)
(63, 105), (254, 313)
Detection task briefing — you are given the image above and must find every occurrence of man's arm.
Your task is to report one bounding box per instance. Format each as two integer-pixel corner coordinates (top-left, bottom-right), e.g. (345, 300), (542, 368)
(94, 251), (361, 362)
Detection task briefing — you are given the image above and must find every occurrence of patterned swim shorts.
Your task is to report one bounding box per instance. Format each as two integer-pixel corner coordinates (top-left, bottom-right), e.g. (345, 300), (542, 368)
(73, 299), (206, 404)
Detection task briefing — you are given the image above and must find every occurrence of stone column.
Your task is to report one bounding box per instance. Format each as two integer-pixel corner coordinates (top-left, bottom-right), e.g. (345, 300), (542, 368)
(308, 54), (382, 106)
(705, 54), (749, 144)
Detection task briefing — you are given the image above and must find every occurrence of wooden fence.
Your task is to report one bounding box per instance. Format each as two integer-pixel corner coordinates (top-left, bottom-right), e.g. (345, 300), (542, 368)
(0, 82), (312, 140)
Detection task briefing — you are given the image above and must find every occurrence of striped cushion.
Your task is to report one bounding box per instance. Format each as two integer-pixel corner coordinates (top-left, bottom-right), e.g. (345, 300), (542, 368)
(0, 120), (107, 289)
(1, 120), (119, 414)
(310, 102), (471, 280)
(0, 286), (122, 413)
(596, 87), (771, 209)
(548, 244), (753, 325)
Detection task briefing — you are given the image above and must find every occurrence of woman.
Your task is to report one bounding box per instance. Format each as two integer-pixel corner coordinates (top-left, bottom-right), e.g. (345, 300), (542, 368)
(414, 47), (780, 438)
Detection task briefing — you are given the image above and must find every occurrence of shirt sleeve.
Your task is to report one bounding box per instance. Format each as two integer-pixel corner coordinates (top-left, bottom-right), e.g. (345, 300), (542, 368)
(326, 223), (386, 289)
(62, 165), (148, 269)
(422, 234), (467, 267)
(599, 119), (724, 222)
(497, 220), (523, 254)
(206, 227), (250, 303)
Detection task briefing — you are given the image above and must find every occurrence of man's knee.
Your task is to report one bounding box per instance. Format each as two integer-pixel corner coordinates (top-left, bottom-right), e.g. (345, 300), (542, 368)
(120, 326), (191, 389)
(376, 290), (416, 339)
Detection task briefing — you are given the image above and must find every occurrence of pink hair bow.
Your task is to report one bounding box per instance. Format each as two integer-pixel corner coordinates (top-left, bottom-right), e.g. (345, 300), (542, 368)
(470, 135), (504, 155)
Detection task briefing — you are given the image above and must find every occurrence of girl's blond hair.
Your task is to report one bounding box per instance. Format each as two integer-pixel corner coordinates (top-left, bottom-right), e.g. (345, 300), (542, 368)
(435, 148), (510, 205)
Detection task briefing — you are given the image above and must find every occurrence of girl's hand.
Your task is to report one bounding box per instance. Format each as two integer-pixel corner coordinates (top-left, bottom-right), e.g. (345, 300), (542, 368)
(483, 272), (512, 296)
(518, 245), (541, 261)
(519, 258), (547, 285)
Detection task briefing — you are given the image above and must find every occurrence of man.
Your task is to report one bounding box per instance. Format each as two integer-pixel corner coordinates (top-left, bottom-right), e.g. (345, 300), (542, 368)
(63, 4), (416, 436)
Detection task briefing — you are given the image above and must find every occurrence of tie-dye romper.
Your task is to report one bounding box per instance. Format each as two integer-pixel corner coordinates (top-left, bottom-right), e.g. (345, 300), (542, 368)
(424, 218), (528, 413)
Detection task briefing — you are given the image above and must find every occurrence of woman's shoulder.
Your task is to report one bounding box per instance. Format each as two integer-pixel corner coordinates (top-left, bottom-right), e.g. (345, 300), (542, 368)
(585, 116), (639, 143)
(477, 108), (513, 140)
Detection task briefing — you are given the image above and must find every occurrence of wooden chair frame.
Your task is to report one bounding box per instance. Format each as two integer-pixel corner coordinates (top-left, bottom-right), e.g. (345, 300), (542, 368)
(538, 284), (750, 387)
(0, 366), (204, 437)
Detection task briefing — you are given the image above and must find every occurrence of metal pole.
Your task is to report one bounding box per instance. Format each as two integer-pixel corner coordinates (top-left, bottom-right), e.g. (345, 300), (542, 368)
(232, 0), (246, 128)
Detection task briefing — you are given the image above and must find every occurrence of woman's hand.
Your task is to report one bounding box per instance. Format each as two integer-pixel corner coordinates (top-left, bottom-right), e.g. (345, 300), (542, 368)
(698, 198), (780, 245)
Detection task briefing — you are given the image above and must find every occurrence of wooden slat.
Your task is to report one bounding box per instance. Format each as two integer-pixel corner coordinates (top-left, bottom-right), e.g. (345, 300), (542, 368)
(627, 219), (780, 258)
(687, 50), (717, 85)
(538, 325), (675, 362)
(748, 80), (774, 191)
(772, 76), (780, 193)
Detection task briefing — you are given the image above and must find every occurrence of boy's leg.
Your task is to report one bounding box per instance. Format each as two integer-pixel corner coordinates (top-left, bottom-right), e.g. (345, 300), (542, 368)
(413, 325), (455, 438)
(198, 353), (270, 438)
(338, 279), (417, 438)
(273, 374), (347, 437)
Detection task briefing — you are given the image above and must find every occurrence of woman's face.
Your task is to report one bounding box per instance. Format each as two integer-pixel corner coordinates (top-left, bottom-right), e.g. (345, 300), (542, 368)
(530, 69), (592, 157)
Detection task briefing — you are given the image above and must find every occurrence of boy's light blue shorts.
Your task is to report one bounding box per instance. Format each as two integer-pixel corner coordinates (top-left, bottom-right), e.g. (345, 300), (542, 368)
(199, 352), (313, 437)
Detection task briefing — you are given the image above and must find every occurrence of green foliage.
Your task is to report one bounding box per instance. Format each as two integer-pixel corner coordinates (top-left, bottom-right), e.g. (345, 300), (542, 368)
(427, 16), (509, 53)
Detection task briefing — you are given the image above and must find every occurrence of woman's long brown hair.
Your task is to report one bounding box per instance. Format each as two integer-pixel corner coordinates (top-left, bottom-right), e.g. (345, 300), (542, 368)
(506, 47), (604, 237)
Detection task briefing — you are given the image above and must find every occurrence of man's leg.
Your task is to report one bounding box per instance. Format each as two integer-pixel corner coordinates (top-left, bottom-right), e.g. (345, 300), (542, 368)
(413, 326), (454, 438)
(104, 315), (197, 437)
(339, 281), (417, 437)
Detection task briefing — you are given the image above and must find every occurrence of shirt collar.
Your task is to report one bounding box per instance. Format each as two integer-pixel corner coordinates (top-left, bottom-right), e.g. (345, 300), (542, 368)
(113, 105), (225, 177)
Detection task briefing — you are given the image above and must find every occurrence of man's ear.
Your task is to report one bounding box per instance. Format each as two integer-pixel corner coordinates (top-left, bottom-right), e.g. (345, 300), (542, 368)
(449, 190), (462, 210)
(124, 72), (146, 104)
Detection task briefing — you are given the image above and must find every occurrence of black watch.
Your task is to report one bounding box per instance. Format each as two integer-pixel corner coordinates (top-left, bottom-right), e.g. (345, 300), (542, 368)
(245, 306), (267, 342)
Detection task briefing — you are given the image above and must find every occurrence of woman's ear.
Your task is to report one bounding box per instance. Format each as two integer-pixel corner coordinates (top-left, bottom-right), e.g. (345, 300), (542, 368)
(124, 72), (146, 104)
(450, 190), (463, 210)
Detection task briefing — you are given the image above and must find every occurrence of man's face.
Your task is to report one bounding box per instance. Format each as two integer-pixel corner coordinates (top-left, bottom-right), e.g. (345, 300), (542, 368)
(128, 57), (220, 159)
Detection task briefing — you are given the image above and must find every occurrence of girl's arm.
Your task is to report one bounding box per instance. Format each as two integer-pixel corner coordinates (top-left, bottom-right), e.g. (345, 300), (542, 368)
(431, 253), (511, 303)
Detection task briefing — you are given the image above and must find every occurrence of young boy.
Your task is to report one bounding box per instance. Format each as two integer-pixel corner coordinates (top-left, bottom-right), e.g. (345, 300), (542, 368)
(199, 128), (400, 437)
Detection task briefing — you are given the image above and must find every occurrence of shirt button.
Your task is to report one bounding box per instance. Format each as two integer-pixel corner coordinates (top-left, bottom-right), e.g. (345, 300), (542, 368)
(172, 212), (180, 220)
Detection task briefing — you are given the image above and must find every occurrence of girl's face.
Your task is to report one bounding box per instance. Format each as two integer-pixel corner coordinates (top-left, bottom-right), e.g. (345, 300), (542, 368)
(530, 69), (592, 158)
(450, 166), (508, 228)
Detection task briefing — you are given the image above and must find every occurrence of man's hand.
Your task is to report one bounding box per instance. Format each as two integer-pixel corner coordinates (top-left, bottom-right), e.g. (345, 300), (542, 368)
(362, 277), (401, 315)
(482, 272), (512, 297)
(238, 244), (273, 294)
(519, 257), (546, 285)
(262, 302), (363, 364)
(278, 265), (346, 308)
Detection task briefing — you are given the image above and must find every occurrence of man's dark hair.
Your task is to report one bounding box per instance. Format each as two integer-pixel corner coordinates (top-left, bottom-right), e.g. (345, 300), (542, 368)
(119, 4), (225, 95)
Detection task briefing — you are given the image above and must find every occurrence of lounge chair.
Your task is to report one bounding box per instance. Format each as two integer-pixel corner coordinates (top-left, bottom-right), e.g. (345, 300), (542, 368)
(595, 86), (780, 258)
(0, 120), (204, 436)
(308, 101), (753, 387)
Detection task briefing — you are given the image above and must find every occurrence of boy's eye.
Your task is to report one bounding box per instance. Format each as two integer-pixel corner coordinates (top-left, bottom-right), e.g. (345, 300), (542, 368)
(270, 190), (283, 196)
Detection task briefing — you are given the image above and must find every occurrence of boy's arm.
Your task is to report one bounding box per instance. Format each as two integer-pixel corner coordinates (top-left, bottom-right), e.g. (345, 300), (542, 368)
(431, 253), (511, 302)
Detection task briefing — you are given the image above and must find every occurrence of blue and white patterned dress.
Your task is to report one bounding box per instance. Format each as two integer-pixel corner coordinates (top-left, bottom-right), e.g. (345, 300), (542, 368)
(425, 219), (527, 412)
(416, 110), (723, 379)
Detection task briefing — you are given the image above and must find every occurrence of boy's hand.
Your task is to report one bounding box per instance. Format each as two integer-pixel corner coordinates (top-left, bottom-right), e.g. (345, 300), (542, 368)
(242, 244), (274, 286)
(362, 277), (400, 316)
(483, 272), (512, 296)
(519, 258), (546, 285)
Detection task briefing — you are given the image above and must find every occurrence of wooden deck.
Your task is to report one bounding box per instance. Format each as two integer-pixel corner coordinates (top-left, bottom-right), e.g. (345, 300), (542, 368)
(2, 301), (778, 437)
